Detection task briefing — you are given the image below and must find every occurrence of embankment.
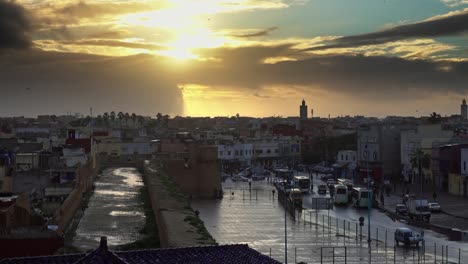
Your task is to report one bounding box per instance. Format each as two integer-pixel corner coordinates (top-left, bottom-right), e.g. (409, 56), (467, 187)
(53, 157), (100, 236)
(143, 162), (216, 248)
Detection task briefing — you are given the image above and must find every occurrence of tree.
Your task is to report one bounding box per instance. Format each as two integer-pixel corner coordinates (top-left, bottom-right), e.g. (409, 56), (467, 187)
(131, 113), (137, 126)
(117, 111), (124, 126)
(103, 112), (109, 125)
(429, 112), (441, 124)
(156, 112), (162, 125)
(163, 114), (170, 127)
(410, 149), (431, 169)
(124, 112), (130, 127)
(110, 111), (116, 123)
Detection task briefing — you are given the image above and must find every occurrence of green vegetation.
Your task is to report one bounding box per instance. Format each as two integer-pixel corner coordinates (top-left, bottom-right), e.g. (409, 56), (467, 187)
(116, 186), (160, 250)
(184, 215), (217, 245)
(158, 171), (186, 203)
(158, 169), (217, 245)
(302, 133), (357, 164)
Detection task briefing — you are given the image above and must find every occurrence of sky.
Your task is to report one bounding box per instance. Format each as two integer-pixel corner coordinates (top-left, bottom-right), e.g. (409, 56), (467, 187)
(1, 0), (468, 118)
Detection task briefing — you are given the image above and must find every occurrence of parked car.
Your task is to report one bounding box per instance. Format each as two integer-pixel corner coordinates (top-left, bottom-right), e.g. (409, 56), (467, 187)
(318, 185), (327, 195)
(395, 204), (407, 215)
(252, 174), (266, 181)
(326, 179), (337, 187)
(428, 202), (441, 212)
(394, 227), (423, 247)
(321, 174), (334, 181)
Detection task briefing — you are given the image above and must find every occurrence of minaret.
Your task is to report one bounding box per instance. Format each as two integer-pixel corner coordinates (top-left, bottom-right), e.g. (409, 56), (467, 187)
(462, 99), (467, 120)
(300, 99), (308, 120)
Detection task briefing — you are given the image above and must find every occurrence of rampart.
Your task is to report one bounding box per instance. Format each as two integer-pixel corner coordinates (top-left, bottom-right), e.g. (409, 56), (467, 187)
(143, 162), (216, 248)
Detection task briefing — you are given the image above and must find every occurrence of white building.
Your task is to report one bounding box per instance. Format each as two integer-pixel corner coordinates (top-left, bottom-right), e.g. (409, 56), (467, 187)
(217, 142), (253, 164)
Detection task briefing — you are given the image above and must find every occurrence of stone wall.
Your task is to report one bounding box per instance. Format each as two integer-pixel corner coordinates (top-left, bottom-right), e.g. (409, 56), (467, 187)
(53, 157), (100, 235)
(143, 162), (216, 248)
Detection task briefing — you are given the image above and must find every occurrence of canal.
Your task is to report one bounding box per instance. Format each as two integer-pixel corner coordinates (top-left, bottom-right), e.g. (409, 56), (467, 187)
(72, 167), (145, 251)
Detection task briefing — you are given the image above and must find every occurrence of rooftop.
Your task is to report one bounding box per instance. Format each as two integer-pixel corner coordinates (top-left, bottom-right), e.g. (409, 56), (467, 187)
(1, 237), (280, 264)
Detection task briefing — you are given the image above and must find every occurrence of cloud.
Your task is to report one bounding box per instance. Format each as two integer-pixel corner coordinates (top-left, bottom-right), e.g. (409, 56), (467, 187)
(303, 8), (468, 51)
(0, 50), (183, 116)
(0, 0), (31, 49)
(36, 1), (164, 25)
(231, 27), (279, 38)
(60, 39), (164, 51)
(440, 0), (468, 7)
(174, 45), (468, 100)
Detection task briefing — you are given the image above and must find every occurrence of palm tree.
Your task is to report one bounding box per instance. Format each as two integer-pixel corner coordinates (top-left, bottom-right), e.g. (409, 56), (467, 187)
(429, 112), (441, 124)
(124, 112), (130, 127)
(131, 113), (137, 127)
(103, 112), (109, 126)
(117, 112), (124, 126)
(156, 113), (162, 126)
(110, 111), (116, 124)
(163, 114), (170, 127)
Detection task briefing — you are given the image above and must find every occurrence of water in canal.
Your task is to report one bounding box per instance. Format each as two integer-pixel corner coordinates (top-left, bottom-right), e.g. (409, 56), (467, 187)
(72, 167), (145, 251)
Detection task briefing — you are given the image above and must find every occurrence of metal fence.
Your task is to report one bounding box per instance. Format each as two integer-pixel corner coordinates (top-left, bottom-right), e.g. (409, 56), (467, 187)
(218, 186), (467, 264)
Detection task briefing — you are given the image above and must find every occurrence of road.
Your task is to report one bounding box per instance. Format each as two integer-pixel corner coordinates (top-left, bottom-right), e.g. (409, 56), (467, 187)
(192, 174), (468, 263)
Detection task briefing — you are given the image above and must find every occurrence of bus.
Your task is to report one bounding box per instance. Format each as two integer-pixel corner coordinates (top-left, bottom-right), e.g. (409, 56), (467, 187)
(334, 184), (349, 205)
(275, 169), (294, 182)
(351, 187), (372, 208)
(293, 176), (311, 193)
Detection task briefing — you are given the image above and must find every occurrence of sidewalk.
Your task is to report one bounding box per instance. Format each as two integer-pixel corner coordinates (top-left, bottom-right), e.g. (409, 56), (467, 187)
(382, 183), (468, 231)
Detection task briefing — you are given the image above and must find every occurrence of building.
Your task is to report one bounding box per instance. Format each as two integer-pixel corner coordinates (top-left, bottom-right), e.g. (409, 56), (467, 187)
(157, 134), (221, 198)
(357, 124), (404, 183)
(400, 124), (453, 183)
(0, 237), (280, 263)
(462, 99), (467, 120)
(333, 150), (357, 180)
(432, 143), (468, 195)
(299, 99), (308, 121)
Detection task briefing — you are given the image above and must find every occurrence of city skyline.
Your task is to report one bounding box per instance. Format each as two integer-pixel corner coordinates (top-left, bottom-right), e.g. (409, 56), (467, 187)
(1, 0), (468, 117)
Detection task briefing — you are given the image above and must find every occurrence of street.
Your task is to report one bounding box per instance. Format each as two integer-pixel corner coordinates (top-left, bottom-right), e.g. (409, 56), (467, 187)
(192, 173), (468, 263)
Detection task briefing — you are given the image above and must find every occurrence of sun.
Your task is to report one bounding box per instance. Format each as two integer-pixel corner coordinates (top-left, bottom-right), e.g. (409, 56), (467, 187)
(119, 3), (229, 60)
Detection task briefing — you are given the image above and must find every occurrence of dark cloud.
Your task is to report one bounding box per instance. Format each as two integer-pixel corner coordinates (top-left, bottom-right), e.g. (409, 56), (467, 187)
(231, 27), (279, 38)
(2, 45), (468, 117)
(0, 50), (183, 117)
(303, 9), (468, 51)
(0, 0), (31, 49)
(174, 45), (468, 99)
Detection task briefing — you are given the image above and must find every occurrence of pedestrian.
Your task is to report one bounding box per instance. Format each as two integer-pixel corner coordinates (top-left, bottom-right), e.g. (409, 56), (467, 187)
(433, 191), (437, 202)
(272, 189), (276, 199)
(380, 193), (385, 206)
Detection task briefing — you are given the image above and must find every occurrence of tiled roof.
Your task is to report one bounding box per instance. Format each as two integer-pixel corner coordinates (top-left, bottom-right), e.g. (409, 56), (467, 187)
(1, 237), (280, 264)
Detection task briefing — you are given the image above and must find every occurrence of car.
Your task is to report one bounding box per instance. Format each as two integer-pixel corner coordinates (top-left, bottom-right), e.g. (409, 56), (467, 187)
(252, 174), (266, 181)
(428, 202), (441, 212)
(394, 227), (423, 247)
(395, 204), (407, 215)
(318, 185), (327, 195)
(326, 179), (337, 186)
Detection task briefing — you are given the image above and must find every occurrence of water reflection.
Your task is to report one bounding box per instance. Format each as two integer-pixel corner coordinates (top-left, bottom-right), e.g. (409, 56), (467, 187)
(72, 167), (145, 251)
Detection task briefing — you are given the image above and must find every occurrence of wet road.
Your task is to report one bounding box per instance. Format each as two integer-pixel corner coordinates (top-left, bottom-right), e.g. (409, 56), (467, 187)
(72, 168), (145, 251)
(192, 176), (468, 263)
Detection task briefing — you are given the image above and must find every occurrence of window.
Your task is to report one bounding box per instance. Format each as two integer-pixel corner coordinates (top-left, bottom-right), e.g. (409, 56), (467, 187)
(240, 150), (243, 156)
(345, 155), (348, 161)
(228, 151), (231, 155)
(464, 161), (466, 172)
(235, 150), (239, 155)
(275, 149), (278, 153)
(267, 149), (271, 154)
(341, 154), (343, 160)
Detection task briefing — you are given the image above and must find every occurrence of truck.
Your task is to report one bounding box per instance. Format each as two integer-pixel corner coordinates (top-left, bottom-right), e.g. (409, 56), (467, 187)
(406, 197), (431, 222)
